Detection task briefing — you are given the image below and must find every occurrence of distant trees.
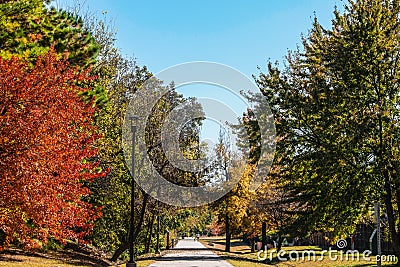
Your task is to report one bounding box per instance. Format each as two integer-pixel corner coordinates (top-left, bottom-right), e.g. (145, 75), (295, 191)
(0, 51), (104, 249)
(211, 106), (262, 252)
(257, 0), (400, 258)
(247, 165), (300, 252)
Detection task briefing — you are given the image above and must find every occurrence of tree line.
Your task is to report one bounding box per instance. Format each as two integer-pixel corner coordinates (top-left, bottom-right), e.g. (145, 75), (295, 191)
(1, 0), (400, 263)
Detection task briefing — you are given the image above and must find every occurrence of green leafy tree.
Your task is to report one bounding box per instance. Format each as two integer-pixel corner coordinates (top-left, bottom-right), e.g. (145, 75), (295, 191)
(78, 16), (151, 256)
(257, 0), (400, 257)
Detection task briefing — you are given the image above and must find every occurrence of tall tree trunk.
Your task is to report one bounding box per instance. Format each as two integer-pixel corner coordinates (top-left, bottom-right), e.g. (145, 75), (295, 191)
(111, 192), (149, 262)
(262, 221), (267, 251)
(250, 238), (255, 252)
(144, 212), (156, 253)
(391, 162), (400, 231)
(276, 234), (283, 252)
(383, 171), (400, 260)
(225, 212), (231, 252)
(156, 213), (160, 252)
(394, 186), (400, 231)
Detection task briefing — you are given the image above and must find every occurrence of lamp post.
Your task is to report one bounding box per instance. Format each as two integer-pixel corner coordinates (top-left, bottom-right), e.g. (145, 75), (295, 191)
(127, 116), (138, 267)
(374, 201), (381, 267)
(156, 201), (160, 253)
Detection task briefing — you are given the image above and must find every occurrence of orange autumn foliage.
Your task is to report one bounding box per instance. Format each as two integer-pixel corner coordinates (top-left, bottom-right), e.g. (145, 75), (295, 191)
(0, 50), (104, 249)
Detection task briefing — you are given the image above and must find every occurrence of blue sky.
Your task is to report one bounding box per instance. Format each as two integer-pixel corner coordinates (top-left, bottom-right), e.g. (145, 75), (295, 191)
(58, 0), (340, 78)
(58, 0), (340, 145)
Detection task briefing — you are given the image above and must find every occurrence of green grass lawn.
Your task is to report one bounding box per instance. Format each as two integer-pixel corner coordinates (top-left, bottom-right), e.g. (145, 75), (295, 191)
(0, 248), (155, 267)
(200, 237), (398, 267)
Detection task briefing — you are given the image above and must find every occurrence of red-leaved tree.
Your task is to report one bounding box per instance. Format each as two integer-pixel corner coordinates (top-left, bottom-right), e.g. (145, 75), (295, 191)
(0, 50), (104, 249)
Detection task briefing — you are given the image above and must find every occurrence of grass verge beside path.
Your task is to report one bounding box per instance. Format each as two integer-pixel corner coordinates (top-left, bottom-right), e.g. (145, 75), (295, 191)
(200, 237), (398, 267)
(0, 248), (156, 267)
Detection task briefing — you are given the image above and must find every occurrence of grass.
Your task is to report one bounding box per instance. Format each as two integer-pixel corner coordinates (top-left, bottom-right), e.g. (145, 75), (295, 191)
(0, 258), (153, 267)
(0, 248), (155, 267)
(200, 237), (398, 267)
(0, 257), (90, 267)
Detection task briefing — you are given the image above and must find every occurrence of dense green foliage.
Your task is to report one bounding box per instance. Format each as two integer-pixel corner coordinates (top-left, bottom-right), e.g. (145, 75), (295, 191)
(257, 0), (400, 256)
(0, 0), (99, 66)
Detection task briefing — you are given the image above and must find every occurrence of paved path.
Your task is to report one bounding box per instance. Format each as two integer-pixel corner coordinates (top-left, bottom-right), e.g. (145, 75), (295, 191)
(148, 237), (233, 267)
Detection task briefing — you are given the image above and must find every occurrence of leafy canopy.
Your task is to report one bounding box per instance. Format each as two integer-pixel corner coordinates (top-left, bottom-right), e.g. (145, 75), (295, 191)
(0, 50), (104, 249)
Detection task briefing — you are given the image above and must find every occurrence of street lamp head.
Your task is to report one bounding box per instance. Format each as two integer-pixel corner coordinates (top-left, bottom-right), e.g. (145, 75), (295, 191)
(128, 115), (140, 122)
(128, 115), (140, 131)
